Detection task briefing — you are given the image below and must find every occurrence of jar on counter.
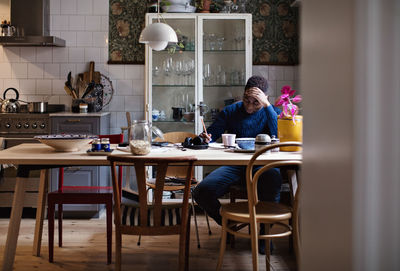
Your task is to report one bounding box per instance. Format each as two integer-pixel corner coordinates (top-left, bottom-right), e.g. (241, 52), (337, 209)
(91, 139), (101, 151)
(129, 120), (151, 155)
(101, 138), (110, 151)
(79, 103), (88, 113)
(255, 134), (271, 152)
(271, 135), (280, 152)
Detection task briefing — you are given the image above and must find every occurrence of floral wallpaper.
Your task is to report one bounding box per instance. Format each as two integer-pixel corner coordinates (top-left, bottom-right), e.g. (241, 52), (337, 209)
(108, 0), (146, 64)
(246, 0), (299, 65)
(108, 0), (298, 65)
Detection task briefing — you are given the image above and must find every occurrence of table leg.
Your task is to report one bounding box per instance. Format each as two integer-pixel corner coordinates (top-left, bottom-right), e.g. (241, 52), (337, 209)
(1, 177), (27, 271)
(32, 169), (49, 256)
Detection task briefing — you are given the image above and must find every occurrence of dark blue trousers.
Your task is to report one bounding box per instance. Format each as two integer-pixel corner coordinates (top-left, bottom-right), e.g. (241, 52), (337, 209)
(192, 165), (282, 225)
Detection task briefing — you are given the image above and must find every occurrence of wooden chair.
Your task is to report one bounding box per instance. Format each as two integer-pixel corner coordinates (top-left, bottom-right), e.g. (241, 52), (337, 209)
(150, 131), (212, 248)
(108, 155), (197, 271)
(47, 133), (124, 264)
(217, 142), (302, 271)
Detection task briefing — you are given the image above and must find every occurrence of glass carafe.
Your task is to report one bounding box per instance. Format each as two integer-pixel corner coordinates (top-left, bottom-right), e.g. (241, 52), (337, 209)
(129, 120), (151, 155)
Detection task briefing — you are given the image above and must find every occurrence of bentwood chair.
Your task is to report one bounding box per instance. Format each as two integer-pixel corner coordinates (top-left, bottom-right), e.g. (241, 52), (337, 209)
(148, 131), (212, 248)
(47, 133), (124, 264)
(108, 155), (197, 271)
(217, 142), (302, 271)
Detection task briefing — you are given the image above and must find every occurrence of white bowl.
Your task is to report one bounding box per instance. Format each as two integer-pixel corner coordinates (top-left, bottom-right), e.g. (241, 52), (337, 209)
(35, 134), (96, 152)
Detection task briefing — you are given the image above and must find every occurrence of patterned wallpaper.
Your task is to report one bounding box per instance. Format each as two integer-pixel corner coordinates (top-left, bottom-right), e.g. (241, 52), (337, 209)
(108, 0), (298, 65)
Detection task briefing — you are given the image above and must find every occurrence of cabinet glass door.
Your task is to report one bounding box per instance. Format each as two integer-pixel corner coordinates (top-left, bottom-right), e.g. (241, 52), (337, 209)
(149, 17), (196, 135)
(199, 17), (250, 128)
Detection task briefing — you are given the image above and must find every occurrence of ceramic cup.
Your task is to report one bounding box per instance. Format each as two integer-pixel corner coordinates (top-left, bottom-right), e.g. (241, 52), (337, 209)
(222, 133), (236, 148)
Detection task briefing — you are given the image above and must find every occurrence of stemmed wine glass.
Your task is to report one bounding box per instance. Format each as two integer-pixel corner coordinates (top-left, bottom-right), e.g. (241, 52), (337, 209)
(203, 63), (211, 86)
(163, 57), (173, 84)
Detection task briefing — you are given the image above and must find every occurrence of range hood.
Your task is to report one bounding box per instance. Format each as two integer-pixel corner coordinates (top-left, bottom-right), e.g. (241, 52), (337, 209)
(0, 0), (65, 47)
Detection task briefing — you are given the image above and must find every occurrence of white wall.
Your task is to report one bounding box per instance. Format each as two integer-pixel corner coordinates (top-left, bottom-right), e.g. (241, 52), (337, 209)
(0, 0), (298, 136)
(301, 0), (400, 270)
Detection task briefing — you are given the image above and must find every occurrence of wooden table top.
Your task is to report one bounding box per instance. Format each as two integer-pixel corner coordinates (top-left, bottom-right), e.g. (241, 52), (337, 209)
(0, 143), (302, 166)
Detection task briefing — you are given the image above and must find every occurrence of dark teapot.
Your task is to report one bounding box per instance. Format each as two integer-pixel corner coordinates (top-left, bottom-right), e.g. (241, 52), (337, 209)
(1, 88), (21, 113)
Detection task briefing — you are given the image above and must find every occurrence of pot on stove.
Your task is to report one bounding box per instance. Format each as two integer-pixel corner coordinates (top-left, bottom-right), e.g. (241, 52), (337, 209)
(0, 88), (21, 113)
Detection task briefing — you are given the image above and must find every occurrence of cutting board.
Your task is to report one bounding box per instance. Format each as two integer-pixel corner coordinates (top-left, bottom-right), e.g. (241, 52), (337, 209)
(82, 61), (101, 84)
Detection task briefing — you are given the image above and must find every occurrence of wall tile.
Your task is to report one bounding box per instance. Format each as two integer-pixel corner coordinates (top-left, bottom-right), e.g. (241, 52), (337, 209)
(28, 64), (44, 79)
(100, 16), (109, 32)
(53, 47), (69, 63)
(19, 79), (36, 95)
(77, 0), (93, 15)
(100, 47), (108, 63)
(48, 95), (60, 104)
(69, 16), (85, 31)
(283, 66), (294, 80)
(0, 46), (4, 62)
(60, 0), (77, 15)
(109, 112), (117, 128)
(20, 48), (36, 63)
(116, 80), (133, 96)
(76, 63), (88, 74)
(93, 0), (108, 15)
(76, 32), (93, 47)
(84, 48), (101, 63)
(3, 79), (20, 89)
(125, 96), (144, 111)
(3, 48), (20, 63)
(109, 96), (124, 111)
(109, 65), (125, 80)
(59, 95), (72, 108)
(50, 0), (61, 15)
(60, 64), (77, 79)
(92, 32), (107, 47)
(85, 16), (102, 31)
(52, 79), (66, 95)
(68, 48), (85, 63)
(125, 66), (144, 80)
(52, 15), (69, 31)
(11, 63), (28, 79)
(0, 63), (12, 78)
(116, 111), (128, 129)
(0, 79), (3, 90)
(44, 64), (60, 79)
(131, 79), (145, 95)
(36, 79), (53, 95)
(36, 48), (53, 63)
(60, 31), (77, 47)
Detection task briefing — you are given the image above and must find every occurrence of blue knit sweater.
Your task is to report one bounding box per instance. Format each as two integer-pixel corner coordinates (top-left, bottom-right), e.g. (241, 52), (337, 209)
(207, 102), (281, 142)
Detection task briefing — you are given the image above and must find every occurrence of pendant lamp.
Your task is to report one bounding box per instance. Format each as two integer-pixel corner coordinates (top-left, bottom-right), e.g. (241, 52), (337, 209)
(139, 0), (178, 51)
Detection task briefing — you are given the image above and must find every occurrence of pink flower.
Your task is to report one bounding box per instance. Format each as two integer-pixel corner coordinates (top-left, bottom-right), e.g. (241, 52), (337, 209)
(274, 85), (302, 123)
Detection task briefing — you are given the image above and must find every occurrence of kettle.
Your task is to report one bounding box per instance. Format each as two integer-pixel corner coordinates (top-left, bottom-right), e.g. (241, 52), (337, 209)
(1, 88), (21, 113)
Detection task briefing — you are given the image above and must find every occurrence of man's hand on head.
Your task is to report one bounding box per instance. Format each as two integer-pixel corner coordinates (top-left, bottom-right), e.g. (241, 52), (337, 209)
(245, 87), (271, 107)
(199, 132), (212, 143)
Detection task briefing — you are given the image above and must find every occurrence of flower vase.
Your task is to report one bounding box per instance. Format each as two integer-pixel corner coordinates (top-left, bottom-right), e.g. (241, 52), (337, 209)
(277, 115), (303, 151)
(200, 0), (211, 13)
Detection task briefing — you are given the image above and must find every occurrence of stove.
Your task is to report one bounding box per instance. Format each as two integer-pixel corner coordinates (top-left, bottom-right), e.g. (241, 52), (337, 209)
(0, 113), (50, 135)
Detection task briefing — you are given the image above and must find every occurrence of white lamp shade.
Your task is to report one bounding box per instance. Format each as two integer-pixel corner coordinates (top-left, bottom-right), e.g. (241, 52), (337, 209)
(139, 22), (178, 51)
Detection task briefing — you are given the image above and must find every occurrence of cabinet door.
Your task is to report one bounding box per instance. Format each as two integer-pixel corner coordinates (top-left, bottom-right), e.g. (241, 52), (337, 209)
(147, 15), (196, 134)
(199, 15), (252, 129)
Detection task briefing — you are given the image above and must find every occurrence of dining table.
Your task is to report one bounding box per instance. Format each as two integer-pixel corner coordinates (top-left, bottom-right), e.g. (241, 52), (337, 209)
(0, 142), (302, 271)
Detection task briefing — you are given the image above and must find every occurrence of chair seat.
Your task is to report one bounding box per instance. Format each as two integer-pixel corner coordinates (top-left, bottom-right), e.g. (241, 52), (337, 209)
(121, 202), (184, 227)
(221, 201), (292, 223)
(146, 177), (198, 191)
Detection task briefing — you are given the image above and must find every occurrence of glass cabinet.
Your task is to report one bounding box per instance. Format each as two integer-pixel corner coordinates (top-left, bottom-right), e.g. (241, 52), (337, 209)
(145, 13), (252, 135)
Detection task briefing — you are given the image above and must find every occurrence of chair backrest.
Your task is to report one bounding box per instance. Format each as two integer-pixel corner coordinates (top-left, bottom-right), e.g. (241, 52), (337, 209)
(245, 141), (302, 211)
(98, 134), (124, 144)
(155, 132), (197, 178)
(108, 155), (197, 230)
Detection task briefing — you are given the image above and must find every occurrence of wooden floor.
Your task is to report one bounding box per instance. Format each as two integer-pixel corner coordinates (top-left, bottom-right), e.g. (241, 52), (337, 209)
(0, 214), (296, 271)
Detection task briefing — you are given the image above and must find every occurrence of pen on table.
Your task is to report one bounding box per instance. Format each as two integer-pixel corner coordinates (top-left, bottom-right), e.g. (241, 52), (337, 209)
(201, 117), (207, 135)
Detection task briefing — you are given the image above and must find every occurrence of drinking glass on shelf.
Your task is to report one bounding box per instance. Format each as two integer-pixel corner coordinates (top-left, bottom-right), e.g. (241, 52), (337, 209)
(152, 65), (160, 84)
(174, 60), (183, 85)
(203, 63), (211, 85)
(163, 57), (173, 84)
(208, 33), (216, 51)
(217, 37), (225, 50)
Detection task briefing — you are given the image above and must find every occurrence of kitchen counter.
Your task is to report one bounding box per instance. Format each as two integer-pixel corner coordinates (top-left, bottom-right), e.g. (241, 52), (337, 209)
(49, 112), (111, 117)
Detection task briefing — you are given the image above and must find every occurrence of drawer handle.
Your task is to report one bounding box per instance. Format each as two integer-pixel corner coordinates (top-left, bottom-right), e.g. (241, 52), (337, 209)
(65, 167), (81, 171)
(66, 119), (81, 122)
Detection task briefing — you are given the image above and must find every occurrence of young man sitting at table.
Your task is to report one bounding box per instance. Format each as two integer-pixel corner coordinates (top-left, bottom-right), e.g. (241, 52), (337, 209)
(192, 75), (281, 254)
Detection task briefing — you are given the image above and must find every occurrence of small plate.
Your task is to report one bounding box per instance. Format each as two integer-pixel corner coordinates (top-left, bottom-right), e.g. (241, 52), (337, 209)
(87, 149), (114, 156)
(233, 148), (255, 153)
(187, 144), (209, 150)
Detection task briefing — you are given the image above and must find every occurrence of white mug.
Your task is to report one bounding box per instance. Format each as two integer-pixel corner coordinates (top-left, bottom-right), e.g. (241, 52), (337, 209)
(222, 133), (236, 148)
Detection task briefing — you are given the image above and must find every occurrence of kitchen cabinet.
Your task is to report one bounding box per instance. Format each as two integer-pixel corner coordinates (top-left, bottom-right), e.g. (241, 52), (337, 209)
(49, 113), (110, 217)
(145, 13), (252, 181)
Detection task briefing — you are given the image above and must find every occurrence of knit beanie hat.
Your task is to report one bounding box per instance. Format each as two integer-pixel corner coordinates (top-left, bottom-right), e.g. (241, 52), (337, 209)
(245, 75), (269, 93)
